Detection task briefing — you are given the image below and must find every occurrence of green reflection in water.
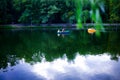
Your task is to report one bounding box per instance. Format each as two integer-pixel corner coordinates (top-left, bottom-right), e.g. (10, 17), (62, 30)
(0, 29), (120, 68)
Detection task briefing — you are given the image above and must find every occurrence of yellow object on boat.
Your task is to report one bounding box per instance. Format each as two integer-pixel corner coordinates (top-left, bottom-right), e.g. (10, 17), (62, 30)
(88, 28), (96, 34)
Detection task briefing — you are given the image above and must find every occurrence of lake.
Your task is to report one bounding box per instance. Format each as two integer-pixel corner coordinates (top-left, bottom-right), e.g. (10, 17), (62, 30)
(0, 28), (120, 80)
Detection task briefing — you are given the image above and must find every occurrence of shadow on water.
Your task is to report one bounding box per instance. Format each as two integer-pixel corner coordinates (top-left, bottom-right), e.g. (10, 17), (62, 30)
(0, 28), (120, 80)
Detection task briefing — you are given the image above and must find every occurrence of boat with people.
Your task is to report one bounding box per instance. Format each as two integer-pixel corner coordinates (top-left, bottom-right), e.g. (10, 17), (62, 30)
(57, 29), (70, 34)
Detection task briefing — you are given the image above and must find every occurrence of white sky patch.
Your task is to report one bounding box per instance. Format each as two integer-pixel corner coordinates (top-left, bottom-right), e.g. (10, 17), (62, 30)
(1, 53), (120, 80)
(31, 53), (119, 80)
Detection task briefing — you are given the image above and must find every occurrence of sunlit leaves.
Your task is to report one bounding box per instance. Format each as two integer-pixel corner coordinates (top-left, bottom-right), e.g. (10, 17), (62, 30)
(74, 0), (84, 28)
(89, 0), (105, 36)
(1, 0), (120, 25)
(74, 0), (105, 31)
(82, 10), (89, 23)
(73, 0), (105, 36)
(109, 0), (120, 23)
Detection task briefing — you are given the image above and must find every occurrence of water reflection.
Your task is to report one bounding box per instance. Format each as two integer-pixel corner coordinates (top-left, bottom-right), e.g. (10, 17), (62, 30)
(0, 53), (120, 80)
(0, 29), (120, 80)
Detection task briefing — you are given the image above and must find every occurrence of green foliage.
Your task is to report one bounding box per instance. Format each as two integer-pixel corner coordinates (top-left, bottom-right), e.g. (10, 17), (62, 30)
(61, 11), (76, 23)
(89, 0), (105, 36)
(0, 0), (120, 24)
(74, 0), (84, 28)
(73, 0), (105, 33)
(18, 0), (62, 24)
(109, 0), (120, 23)
(82, 10), (90, 23)
(0, 0), (14, 24)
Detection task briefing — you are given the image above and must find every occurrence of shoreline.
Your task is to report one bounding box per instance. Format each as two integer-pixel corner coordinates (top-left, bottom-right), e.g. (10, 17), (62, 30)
(0, 23), (120, 29)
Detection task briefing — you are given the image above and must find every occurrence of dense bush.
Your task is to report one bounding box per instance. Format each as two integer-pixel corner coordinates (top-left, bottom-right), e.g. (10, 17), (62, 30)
(0, 0), (120, 24)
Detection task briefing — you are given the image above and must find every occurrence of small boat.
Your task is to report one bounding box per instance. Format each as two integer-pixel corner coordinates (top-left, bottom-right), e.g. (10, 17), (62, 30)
(87, 28), (96, 34)
(57, 29), (70, 34)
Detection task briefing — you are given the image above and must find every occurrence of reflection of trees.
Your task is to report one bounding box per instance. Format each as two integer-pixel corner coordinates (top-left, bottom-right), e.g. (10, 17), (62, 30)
(0, 30), (120, 68)
(107, 32), (120, 61)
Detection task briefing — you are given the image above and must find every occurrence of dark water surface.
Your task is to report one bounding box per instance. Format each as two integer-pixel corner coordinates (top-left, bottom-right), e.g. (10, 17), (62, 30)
(0, 29), (120, 80)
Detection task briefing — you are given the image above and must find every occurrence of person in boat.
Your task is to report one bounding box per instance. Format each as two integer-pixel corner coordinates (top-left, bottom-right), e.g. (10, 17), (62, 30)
(57, 29), (60, 33)
(62, 28), (65, 32)
(57, 28), (65, 33)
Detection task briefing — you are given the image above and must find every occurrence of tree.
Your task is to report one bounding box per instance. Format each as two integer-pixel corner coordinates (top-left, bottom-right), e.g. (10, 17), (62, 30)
(109, 0), (120, 23)
(0, 0), (14, 24)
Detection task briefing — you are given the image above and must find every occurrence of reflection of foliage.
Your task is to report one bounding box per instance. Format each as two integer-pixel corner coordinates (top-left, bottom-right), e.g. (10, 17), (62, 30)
(0, 30), (120, 68)
(107, 31), (120, 61)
